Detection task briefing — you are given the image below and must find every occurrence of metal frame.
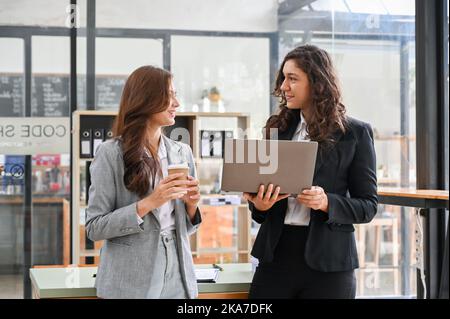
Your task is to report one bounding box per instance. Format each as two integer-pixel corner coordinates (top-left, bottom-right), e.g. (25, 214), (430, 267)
(379, 196), (449, 210)
(23, 34), (32, 300)
(415, 0), (448, 299)
(86, 0), (95, 110)
(69, 0), (77, 267)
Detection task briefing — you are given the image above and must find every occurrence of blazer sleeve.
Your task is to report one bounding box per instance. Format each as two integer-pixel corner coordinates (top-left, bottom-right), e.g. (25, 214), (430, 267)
(183, 143), (202, 235)
(326, 123), (378, 225)
(85, 143), (144, 242)
(248, 198), (285, 224)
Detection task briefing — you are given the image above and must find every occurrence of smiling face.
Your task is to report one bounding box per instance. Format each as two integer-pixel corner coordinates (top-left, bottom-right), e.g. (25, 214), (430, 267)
(150, 81), (180, 127)
(280, 59), (312, 112)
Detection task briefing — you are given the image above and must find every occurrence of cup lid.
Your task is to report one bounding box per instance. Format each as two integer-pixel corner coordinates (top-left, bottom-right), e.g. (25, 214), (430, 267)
(168, 163), (189, 169)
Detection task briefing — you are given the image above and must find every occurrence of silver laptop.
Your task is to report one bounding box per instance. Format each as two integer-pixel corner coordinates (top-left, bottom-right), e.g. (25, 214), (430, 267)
(220, 139), (318, 195)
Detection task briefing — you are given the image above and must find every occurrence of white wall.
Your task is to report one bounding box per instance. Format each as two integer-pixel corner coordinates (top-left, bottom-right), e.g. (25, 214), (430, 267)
(96, 38), (163, 74)
(96, 0), (278, 32)
(0, 0), (278, 32)
(32, 36), (70, 74)
(286, 39), (403, 137)
(0, 0), (77, 27)
(171, 35), (270, 137)
(0, 38), (23, 72)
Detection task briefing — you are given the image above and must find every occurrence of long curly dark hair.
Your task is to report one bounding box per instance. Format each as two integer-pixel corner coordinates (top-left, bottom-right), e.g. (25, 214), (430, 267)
(112, 65), (172, 197)
(265, 45), (348, 148)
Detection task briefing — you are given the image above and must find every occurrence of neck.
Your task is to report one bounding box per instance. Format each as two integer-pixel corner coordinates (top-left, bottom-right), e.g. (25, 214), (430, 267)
(146, 124), (162, 150)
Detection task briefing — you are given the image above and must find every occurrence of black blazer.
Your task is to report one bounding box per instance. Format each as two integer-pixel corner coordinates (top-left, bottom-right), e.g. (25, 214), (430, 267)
(249, 111), (378, 272)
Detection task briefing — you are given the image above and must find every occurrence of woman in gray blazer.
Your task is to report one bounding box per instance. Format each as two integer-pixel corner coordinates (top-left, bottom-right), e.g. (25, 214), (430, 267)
(85, 65), (202, 299)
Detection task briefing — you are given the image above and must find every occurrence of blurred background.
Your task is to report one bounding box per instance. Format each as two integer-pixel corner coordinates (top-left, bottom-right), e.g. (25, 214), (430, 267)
(0, 0), (448, 299)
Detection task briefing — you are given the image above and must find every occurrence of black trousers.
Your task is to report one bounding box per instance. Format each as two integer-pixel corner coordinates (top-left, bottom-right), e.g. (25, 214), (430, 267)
(249, 225), (356, 299)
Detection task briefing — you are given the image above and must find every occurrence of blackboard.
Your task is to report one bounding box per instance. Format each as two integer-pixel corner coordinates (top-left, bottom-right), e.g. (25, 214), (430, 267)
(77, 76), (126, 109)
(32, 75), (70, 116)
(0, 74), (127, 116)
(95, 76), (126, 109)
(0, 75), (24, 117)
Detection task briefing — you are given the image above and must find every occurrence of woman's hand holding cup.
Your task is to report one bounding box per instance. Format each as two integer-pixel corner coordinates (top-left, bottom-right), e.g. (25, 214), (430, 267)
(137, 172), (190, 218)
(167, 163), (201, 216)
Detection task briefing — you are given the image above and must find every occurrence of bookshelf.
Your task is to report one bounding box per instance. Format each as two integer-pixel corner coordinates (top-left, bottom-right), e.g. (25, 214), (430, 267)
(72, 110), (252, 265)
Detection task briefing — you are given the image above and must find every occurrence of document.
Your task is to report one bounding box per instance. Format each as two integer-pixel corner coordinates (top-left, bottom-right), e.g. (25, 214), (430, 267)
(195, 268), (219, 283)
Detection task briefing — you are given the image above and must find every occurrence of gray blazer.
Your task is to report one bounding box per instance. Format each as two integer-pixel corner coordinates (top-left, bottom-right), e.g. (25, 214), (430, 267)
(85, 135), (202, 299)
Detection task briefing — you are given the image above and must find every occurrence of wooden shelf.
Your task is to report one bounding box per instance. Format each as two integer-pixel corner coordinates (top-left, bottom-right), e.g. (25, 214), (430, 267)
(374, 135), (416, 141)
(199, 204), (248, 208)
(72, 110), (252, 265)
(194, 247), (249, 254)
(33, 165), (70, 169)
(80, 249), (101, 257)
(378, 187), (449, 200)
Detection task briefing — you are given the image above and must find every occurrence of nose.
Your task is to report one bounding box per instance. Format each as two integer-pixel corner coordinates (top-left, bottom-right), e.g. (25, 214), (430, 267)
(280, 78), (289, 92)
(172, 96), (180, 108)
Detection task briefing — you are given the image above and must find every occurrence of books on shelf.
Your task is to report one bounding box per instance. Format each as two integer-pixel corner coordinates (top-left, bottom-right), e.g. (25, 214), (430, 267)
(201, 195), (241, 206)
(195, 268), (220, 283)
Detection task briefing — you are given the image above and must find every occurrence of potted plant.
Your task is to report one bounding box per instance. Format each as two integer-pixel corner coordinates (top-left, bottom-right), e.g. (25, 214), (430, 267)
(208, 86), (221, 102)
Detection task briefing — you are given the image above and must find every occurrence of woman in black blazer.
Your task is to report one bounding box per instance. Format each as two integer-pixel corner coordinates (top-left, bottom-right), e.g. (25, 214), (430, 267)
(243, 45), (378, 299)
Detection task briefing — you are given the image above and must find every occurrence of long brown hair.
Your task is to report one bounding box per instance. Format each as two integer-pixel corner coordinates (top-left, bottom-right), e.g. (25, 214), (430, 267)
(265, 45), (347, 148)
(112, 65), (172, 197)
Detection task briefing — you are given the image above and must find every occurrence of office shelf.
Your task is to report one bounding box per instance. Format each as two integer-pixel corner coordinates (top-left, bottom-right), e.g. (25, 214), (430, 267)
(80, 249), (101, 257)
(72, 110), (252, 265)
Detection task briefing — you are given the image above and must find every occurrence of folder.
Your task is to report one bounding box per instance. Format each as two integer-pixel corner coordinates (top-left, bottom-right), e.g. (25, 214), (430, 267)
(223, 131), (233, 156)
(92, 128), (105, 157)
(85, 161), (92, 204)
(200, 130), (212, 158)
(212, 131), (223, 157)
(224, 131), (233, 140)
(80, 129), (92, 158)
(105, 129), (114, 140)
(195, 268), (219, 283)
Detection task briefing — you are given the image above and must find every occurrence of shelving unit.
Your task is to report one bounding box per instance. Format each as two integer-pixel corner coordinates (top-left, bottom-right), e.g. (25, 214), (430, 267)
(72, 110), (252, 265)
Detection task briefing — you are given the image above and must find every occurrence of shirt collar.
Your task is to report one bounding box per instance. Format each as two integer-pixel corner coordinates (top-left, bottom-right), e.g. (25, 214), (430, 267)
(295, 112), (307, 135)
(158, 137), (167, 159)
(144, 136), (167, 160)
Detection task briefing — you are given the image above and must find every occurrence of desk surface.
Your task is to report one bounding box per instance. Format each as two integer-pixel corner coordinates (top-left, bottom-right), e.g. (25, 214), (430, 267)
(378, 188), (449, 200)
(30, 263), (253, 299)
(377, 188), (449, 209)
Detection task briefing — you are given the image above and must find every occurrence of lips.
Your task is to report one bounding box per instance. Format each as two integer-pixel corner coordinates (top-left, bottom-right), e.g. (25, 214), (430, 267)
(168, 111), (176, 118)
(285, 96), (294, 101)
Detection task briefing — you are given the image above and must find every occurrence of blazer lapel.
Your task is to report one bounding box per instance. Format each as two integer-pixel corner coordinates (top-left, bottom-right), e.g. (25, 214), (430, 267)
(313, 129), (344, 177)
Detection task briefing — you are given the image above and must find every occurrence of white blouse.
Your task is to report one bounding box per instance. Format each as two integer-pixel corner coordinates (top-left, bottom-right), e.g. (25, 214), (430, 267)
(284, 112), (312, 226)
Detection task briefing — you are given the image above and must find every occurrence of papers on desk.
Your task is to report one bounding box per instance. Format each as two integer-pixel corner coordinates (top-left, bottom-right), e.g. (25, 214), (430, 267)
(195, 268), (220, 283)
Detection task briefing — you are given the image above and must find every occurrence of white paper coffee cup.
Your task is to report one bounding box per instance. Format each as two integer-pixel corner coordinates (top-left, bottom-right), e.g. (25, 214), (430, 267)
(167, 163), (189, 180)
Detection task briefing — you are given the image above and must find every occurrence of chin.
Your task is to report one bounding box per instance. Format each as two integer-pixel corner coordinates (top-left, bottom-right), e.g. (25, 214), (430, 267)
(286, 103), (301, 110)
(163, 119), (176, 127)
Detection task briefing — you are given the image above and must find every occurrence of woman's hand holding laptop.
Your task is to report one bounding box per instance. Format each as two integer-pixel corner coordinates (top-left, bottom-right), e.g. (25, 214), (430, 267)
(242, 184), (290, 212)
